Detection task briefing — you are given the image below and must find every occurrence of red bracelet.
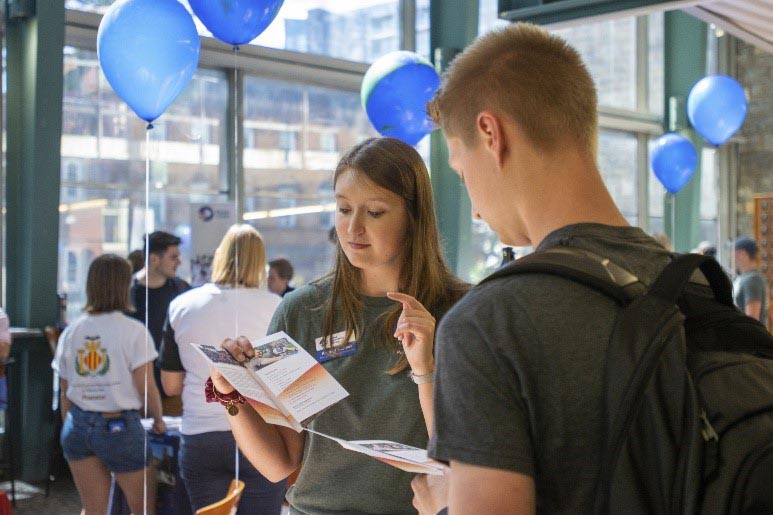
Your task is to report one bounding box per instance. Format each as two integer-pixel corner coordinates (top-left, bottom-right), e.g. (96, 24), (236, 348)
(205, 377), (245, 416)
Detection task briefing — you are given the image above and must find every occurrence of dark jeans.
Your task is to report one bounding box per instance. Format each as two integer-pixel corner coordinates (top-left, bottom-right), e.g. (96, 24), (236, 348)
(179, 431), (286, 514)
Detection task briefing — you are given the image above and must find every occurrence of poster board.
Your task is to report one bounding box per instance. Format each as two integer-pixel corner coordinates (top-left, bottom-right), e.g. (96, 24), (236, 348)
(190, 203), (235, 287)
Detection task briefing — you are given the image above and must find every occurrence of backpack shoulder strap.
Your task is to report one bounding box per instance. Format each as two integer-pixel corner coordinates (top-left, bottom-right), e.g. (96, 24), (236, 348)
(479, 247), (644, 304)
(648, 254), (733, 307)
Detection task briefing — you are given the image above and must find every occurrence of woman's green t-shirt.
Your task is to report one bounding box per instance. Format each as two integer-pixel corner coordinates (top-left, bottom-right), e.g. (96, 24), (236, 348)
(269, 277), (436, 514)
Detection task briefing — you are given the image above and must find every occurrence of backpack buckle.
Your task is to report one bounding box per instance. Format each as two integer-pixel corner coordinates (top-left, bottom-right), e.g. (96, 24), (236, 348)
(700, 410), (719, 442)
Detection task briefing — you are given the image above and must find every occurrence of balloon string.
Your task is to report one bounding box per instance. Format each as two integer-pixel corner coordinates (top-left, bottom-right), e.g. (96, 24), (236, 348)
(143, 123), (152, 515)
(232, 43), (241, 485)
(670, 193), (676, 252)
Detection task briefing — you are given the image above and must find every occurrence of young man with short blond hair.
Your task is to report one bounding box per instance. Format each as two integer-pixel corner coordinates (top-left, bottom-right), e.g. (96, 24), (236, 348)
(416, 23), (676, 514)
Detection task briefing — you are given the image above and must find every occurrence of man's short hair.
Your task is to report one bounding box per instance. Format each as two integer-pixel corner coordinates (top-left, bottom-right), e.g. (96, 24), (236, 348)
(734, 236), (759, 259)
(144, 231), (181, 256)
(269, 258), (294, 281)
(427, 22), (598, 157)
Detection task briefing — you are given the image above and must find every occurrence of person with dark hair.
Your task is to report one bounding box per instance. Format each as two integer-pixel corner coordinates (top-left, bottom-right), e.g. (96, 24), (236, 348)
(127, 249), (144, 274)
(267, 258), (295, 297)
(128, 231), (190, 403)
(733, 236), (769, 329)
(53, 254), (164, 515)
(212, 137), (468, 513)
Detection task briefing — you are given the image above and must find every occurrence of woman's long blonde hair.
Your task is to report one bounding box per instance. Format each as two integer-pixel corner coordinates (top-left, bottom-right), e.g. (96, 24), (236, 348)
(211, 224), (267, 288)
(323, 137), (468, 374)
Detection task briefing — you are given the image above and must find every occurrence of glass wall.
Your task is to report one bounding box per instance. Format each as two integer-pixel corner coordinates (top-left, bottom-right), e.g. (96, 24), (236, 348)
(60, 47), (228, 318)
(59, 5), (384, 315)
(553, 18), (638, 110)
(67, 0), (402, 63)
(241, 76), (375, 285)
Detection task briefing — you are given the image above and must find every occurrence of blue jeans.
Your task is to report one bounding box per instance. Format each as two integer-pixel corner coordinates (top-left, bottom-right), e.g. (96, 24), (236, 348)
(61, 404), (148, 473)
(179, 431), (286, 514)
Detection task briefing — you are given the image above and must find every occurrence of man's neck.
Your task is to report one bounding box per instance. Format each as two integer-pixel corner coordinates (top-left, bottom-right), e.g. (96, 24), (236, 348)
(513, 149), (629, 248)
(136, 269), (169, 289)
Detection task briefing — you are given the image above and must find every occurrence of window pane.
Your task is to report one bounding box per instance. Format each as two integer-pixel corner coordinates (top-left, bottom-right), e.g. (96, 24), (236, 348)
(479, 0), (509, 35)
(59, 188), (224, 320)
(416, 0), (430, 58)
(699, 147), (718, 245)
(271, 1), (400, 62)
(242, 75), (376, 286)
(648, 12), (664, 115)
(553, 18), (637, 110)
(598, 130), (637, 220)
(67, 0), (401, 63)
(648, 137), (667, 236)
(60, 47), (228, 318)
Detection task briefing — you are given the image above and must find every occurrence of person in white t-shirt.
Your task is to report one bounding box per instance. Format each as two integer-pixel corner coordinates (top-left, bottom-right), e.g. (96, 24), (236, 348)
(53, 253), (165, 515)
(159, 224), (284, 514)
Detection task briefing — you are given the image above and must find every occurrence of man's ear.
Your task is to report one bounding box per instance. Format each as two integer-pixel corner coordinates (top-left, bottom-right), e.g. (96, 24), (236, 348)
(476, 111), (507, 169)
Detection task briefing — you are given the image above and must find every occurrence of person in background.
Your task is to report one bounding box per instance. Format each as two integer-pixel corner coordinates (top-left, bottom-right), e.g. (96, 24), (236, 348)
(267, 258), (295, 297)
(159, 225), (285, 514)
(0, 308), (9, 362)
(212, 137), (468, 513)
(0, 308), (11, 412)
(128, 231), (190, 408)
(733, 236), (769, 329)
(127, 249), (144, 275)
(53, 254), (164, 515)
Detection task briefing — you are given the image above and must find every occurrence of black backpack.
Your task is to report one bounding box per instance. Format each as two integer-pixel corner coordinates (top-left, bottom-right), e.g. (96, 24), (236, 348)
(481, 248), (773, 514)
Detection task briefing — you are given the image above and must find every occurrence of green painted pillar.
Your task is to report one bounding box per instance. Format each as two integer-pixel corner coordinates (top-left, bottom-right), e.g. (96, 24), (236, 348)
(6, 2), (64, 328)
(5, 2), (65, 482)
(430, 0), (478, 275)
(663, 11), (706, 252)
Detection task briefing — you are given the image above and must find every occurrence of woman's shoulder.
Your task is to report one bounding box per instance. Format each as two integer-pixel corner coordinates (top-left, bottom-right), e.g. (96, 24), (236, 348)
(279, 276), (332, 311)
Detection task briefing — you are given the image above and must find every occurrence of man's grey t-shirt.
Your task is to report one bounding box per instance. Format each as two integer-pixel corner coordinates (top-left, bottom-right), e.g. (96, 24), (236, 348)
(429, 224), (672, 514)
(733, 269), (769, 329)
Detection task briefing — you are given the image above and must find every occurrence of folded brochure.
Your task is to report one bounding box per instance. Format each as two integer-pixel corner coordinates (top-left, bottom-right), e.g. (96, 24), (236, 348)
(192, 331), (349, 432)
(306, 429), (447, 475)
(192, 332), (445, 475)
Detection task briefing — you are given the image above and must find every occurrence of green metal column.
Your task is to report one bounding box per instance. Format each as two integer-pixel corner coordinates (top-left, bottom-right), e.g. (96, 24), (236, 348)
(663, 11), (706, 252)
(430, 0), (478, 275)
(5, 2), (65, 482)
(5, 3), (64, 328)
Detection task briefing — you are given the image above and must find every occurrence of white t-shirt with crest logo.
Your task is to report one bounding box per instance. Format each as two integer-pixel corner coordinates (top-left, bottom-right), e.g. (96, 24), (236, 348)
(52, 311), (158, 412)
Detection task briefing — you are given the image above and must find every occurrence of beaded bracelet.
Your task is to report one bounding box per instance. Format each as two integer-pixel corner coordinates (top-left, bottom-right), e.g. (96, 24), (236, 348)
(205, 376), (245, 416)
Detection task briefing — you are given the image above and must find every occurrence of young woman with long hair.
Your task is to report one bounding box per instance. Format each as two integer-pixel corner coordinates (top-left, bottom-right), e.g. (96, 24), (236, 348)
(211, 137), (468, 513)
(158, 224), (286, 514)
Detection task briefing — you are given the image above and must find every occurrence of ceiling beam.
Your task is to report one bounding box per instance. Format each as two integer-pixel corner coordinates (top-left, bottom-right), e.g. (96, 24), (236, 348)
(683, 5), (773, 52)
(498, 0), (699, 26)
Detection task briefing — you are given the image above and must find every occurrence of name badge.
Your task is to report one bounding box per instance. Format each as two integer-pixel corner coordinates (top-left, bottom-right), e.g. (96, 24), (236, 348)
(315, 331), (358, 363)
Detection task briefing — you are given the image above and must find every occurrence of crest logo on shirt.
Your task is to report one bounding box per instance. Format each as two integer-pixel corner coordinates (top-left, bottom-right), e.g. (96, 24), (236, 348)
(75, 336), (110, 377)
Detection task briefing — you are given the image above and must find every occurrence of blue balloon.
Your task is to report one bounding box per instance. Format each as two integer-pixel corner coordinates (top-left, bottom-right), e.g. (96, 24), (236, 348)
(97, 0), (200, 123)
(361, 51), (440, 146)
(687, 74), (747, 146)
(651, 133), (698, 194)
(189, 0), (284, 46)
